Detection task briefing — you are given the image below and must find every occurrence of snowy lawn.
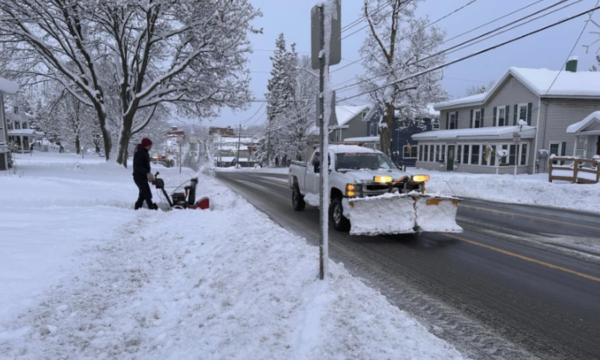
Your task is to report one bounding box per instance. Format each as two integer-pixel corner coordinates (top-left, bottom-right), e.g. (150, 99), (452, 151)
(0, 152), (462, 359)
(406, 167), (600, 214)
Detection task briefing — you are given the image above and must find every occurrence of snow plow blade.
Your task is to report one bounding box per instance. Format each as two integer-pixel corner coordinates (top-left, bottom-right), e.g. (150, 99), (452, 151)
(343, 194), (462, 236)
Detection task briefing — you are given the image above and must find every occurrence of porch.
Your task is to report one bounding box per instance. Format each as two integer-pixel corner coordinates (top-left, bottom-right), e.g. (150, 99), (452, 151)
(567, 111), (600, 160)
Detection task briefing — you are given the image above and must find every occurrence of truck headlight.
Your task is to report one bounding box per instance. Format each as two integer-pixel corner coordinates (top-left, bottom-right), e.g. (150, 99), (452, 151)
(346, 183), (359, 197)
(373, 175), (393, 183)
(411, 174), (430, 183)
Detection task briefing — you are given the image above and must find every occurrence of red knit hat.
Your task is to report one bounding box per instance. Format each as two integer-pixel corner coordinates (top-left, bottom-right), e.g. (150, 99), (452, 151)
(141, 138), (153, 147)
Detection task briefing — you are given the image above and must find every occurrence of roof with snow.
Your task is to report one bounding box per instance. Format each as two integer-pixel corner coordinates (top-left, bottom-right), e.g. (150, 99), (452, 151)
(335, 105), (370, 126)
(0, 77), (19, 94)
(435, 67), (600, 110)
(343, 136), (379, 143)
(412, 125), (536, 141)
(567, 111), (600, 134)
(316, 144), (382, 154)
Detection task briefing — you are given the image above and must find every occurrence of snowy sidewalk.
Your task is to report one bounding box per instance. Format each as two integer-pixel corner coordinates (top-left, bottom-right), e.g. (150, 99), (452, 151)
(0, 153), (462, 359)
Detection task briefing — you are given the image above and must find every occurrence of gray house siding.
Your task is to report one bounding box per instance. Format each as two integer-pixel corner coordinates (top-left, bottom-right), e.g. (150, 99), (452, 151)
(331, 115), (366, 142)
(536, 99), (600, 171)
(440, 75), (538, 131)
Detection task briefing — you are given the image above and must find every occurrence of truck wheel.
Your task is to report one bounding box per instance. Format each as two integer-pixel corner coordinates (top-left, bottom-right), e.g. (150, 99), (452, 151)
(292, 185), (305, 211)
(330, 197), (350, 232)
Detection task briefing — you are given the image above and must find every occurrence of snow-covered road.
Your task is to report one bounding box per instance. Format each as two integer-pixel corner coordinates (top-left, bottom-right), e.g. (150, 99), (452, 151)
(0, 153), (462, 359)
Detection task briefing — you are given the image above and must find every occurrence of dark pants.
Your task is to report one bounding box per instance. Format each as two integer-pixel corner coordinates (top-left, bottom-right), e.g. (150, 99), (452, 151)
(133, 175), (154, 209)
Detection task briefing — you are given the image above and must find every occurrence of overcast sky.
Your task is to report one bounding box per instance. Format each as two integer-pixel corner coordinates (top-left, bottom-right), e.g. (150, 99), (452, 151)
(207, 0), (600, 129)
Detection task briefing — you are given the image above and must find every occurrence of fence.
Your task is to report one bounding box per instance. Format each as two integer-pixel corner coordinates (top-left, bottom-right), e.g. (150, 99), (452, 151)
(548, 157), (600, 184)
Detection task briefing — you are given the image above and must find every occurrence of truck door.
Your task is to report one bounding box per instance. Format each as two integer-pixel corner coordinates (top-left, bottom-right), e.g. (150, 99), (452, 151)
(306, 151), (320, 194)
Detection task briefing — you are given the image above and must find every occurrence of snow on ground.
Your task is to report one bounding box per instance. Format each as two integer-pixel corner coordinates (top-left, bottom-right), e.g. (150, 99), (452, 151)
(405, 167), (600, 215)
(0, 152), (462, 359)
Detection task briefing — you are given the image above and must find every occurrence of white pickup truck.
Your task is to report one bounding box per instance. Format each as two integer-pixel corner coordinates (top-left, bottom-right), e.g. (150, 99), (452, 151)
(288, 145), (461, 236)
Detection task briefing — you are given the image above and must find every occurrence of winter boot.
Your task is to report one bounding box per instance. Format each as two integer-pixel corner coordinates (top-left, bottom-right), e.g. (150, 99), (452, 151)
(148, 203), (159, 210)
(134, 201), (144, 210)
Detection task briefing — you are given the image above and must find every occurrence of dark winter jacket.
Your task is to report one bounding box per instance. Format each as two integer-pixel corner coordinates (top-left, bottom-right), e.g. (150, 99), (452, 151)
(132, 146), (151, 178)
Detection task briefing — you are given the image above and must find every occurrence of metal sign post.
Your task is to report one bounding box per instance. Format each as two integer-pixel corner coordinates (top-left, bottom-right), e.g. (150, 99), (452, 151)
(311, 0), (340, 280)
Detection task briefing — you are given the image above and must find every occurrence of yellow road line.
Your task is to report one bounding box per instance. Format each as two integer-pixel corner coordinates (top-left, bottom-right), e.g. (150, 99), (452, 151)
(460, 204), (600, 232)
(443, 233), (600, 283)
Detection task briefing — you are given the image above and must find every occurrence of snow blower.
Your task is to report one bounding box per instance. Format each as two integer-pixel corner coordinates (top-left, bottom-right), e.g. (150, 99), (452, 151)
(152, 172), (209, 210)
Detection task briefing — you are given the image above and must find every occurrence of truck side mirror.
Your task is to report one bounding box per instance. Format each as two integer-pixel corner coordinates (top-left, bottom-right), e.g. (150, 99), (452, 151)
(312, 158), (320, 173)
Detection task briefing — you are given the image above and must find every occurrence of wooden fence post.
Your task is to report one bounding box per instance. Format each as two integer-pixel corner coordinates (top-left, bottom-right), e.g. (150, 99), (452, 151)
(573, 159), (579, 184)
(548, 159), (553, 183)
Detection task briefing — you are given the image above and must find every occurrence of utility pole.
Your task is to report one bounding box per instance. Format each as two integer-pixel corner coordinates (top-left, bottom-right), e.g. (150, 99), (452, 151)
(236, 123), (242, 168)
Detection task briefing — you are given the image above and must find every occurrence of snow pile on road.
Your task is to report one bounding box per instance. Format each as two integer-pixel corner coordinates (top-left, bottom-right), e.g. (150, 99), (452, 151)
(406, 168), (600, 214)
(0, 152), (463, 359)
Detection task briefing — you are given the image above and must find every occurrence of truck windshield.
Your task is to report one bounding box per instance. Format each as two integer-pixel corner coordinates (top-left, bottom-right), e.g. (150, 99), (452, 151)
(335, 153), (396, 171)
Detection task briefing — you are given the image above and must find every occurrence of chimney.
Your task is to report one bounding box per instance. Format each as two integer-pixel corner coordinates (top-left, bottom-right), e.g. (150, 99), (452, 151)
(565, 56), (578, 72)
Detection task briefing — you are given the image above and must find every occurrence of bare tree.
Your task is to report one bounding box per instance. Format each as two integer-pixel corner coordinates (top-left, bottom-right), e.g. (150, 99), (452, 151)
(359, 0), (447, 156)
(0, 0), (261, 167)
(465, 80), (496, 96)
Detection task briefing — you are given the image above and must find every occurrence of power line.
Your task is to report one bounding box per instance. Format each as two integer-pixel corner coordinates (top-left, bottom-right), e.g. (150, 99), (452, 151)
(334, 0), (578, 94)
(242, 103), (266, 125)
(337, 4), (600, 103)
(341, 0), (416, 41)
(546, 0), (600, 93)
(331, 0), (545, 81)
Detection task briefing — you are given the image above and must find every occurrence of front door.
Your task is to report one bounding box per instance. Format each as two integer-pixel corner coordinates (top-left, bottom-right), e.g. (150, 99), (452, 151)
(446, 145), (455, 171)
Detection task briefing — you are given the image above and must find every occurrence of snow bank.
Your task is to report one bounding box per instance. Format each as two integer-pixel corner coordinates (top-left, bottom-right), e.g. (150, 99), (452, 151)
(406, 168), (600, 214)
(0, 153), (463, 359)
(215, 166), (289, 175)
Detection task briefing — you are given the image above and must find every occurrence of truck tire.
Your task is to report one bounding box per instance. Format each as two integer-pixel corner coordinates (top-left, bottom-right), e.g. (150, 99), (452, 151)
(292, 185), (306, 211)
(330, 197), (350, 232)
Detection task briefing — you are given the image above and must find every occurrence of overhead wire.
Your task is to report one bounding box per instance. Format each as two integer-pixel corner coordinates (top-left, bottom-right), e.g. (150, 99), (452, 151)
(336, 4), (600, 103)
(545, 0), (600, 93)
(334, 0), (580, 94)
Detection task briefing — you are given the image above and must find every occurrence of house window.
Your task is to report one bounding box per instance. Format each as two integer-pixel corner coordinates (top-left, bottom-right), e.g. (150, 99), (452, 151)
(429, 145), (434, 162)
(520, 144), (528, 166)
(418, 145), (423, 161)
(489, 145), (497, 166)
(14, 106), (18, 114)
(370, 123), (377, 136)
(6, 122), (12, 130)
(549, 142), (562, 164)
(463, 145), (470, 164)
(449, 113), (457, 129)
(509, 145), (517, 165)
(471, 145), (481, 165)
(517, 104), (528, 124)
(440, 145), (446, 162)
(497, 107), (507, 126)
(473, 109), (482, 128)
(435, 145), (440, 162)
(457, 145), (462, 164)
(15, 122), (21, 130)
(22, 122), (27, 129)
(423, 145), (429, 162)
(403, 145), (418, 159)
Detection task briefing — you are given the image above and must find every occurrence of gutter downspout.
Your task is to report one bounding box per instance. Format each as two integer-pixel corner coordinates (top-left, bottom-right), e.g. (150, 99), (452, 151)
(533, 98), (542, 174)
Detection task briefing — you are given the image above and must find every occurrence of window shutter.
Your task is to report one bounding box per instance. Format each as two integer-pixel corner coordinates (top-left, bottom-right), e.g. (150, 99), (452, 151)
(493, 107), (497, 126)
(470, 109), (474, 128)
(505, 105), (510, 126)
(561, 142), (566, 156)
(481, 108), (485, 127)
(527, 103), (533, 126)
(513, 105), (518, 125)
(454, 111), (459, 129)
(446, 112), (449, 130)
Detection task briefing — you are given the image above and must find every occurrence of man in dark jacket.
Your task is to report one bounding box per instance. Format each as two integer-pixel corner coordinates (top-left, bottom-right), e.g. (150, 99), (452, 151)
(133, 138), (158, 210)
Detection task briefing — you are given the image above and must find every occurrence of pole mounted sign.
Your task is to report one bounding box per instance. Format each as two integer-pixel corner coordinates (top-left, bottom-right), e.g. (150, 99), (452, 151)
(311, 0), (341, 70)
(513, 132), (522, 145)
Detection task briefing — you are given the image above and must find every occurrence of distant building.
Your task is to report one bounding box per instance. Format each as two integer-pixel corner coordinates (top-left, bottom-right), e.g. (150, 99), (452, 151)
(209, 126), (236, 136)
(6, 104), (44, 153)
